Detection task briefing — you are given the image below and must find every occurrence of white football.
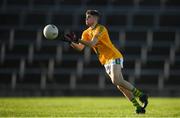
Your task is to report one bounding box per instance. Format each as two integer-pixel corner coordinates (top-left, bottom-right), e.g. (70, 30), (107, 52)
(43, 24), (58, 40)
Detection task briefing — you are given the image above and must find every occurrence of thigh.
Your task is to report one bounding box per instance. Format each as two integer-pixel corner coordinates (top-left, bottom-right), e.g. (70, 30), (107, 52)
(104, 58), (124, 77)
(104, 63), (122, 80)
(111, 64), (122, 79)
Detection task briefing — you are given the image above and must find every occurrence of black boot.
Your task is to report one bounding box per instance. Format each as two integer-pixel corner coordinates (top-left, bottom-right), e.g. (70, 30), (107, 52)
(136, 106), (146, 114)
(139, 93), (148, 109)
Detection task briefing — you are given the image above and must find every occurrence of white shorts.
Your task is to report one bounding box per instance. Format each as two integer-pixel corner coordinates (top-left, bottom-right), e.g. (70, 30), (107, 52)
(104, 58), (124, 75)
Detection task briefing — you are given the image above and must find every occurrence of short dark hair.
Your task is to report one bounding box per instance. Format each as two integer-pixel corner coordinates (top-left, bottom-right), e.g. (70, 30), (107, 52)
(86, 10), (101, 18)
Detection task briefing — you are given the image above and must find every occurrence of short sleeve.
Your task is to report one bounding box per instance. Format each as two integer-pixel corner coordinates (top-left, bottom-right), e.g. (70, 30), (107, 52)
(94, 26), (105, 40)
(81, 30), (89, 41)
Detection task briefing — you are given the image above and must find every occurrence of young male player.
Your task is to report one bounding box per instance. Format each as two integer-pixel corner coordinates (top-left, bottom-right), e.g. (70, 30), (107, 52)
(64, 10), (148, 114)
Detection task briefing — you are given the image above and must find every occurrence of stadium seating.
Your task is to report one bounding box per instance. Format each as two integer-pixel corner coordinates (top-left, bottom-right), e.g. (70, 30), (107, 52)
(139, 0), (161, 7)
(109, 0), (134, 7)
(24, 12), (47, 28)
(0, 0), (180, 96)
(60, 0), (83, 6)
(0, 12), (20, 27)
(86, 0), (108, 6)
(6, 0), (29, 8)
(132, 14), (154, 27)
(106, 14), (127, 27)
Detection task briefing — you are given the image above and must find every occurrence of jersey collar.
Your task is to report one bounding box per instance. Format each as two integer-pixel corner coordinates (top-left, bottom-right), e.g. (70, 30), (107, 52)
(90, 23), (98, 30)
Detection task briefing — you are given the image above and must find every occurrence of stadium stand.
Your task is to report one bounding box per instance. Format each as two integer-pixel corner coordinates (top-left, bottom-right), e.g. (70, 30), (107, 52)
(0, 0), (180, 96)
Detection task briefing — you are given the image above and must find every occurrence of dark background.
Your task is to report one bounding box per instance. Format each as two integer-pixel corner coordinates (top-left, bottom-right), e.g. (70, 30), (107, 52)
(0, 0), (180, 97)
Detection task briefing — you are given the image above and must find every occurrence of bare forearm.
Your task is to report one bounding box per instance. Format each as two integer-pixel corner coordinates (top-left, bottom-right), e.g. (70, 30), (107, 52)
(70, 36), (98, 51)
(70, 42), (84, 51)
(78, 40), (92, 47)
(78, 37), (98, 47)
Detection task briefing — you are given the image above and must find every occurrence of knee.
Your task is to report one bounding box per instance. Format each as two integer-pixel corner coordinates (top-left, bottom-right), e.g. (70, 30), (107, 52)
(111, 79), (119, 85)
(111, 73), (126, 86)
(111, 75), (121, 85)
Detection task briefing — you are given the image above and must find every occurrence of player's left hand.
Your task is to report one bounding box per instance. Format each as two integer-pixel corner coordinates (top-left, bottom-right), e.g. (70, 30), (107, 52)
(64, 32), (79, 43)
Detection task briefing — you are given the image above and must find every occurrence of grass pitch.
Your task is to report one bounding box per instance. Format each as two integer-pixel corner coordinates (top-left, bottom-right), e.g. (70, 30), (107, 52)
(0, 97), (180, 117)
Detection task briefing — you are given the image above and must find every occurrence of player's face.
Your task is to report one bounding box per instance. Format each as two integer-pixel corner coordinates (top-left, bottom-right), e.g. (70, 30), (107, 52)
(86, 14), (96, 26)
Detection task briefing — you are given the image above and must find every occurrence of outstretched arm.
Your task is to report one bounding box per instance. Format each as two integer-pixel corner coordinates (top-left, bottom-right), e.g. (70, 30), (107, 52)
(78, 35), (98, 47)
(70, 36), (98, 51)
(70, 42), (85, 51)
(65, 30), (100, 51)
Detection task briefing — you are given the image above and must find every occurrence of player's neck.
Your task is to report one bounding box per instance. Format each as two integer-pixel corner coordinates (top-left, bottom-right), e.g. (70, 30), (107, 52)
(90, 22), (98, 29)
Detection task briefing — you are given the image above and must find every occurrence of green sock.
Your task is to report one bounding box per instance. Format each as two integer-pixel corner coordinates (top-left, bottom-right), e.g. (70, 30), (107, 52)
(131, 97), (141, 109)
(132, 88), (143, 97)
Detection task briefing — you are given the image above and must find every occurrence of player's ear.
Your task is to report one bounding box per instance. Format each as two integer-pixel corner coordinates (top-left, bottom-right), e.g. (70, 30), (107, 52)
(96, 16), (100, 21)
(94, 16), (98, 21)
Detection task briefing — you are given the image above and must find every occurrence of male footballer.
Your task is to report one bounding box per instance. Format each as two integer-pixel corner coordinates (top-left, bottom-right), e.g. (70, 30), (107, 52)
(64, 10), (148, 114)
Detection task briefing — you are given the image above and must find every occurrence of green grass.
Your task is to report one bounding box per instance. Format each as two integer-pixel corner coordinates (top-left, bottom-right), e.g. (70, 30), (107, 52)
(0, 97), (180, 117)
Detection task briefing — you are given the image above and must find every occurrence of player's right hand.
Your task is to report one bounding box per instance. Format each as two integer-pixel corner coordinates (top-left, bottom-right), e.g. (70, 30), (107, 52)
(64, 32), (78, 43)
